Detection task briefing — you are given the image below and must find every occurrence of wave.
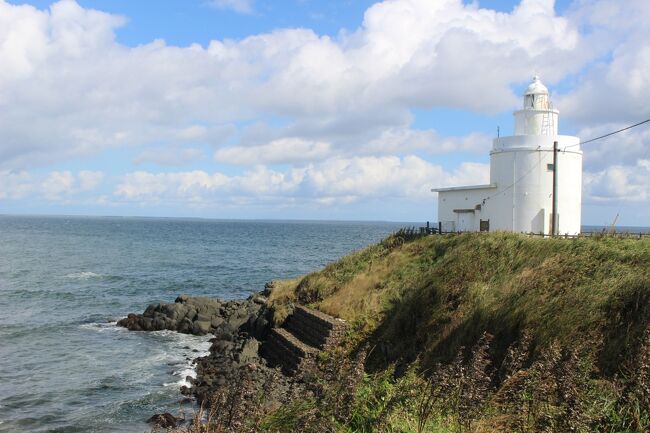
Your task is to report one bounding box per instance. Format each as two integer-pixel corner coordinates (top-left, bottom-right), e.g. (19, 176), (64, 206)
(78, 321), (122, 333)
(159, 332), (212, 389)
(64, 272), (103, 280)
(79, 321), (212, 390)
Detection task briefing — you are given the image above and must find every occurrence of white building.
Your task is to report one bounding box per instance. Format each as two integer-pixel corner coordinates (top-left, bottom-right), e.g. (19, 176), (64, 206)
(432, 76), (582, 235)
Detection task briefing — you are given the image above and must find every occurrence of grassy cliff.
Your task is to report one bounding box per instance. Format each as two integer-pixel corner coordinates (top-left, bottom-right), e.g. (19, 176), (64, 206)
(264, 232), (650, 433)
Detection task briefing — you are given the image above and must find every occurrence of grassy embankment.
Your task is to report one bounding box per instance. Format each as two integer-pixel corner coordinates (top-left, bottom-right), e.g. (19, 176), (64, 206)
(264, 231), (650, 433)
(176, 231), (650, 433)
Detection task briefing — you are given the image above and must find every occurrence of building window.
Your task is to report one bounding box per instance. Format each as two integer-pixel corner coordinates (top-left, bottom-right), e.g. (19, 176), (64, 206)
(547, 163), (555, 171)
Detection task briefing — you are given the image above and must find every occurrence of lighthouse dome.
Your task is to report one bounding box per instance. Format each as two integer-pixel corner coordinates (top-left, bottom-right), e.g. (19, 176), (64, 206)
(524, 75), (548, 95)
(522, 76), (550, 110)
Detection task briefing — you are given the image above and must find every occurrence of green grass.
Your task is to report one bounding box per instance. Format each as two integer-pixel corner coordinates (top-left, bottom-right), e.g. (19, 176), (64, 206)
(263, 232), (650, 432)
(173, 232), (649, 433)
(273, 232), (650, 371)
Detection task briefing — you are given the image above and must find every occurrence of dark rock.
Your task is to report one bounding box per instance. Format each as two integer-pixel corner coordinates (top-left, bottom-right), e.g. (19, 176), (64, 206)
(254, 316), (270, 339)
(237, 339), (260, 364)
(252, 296), (268, 305)
(263, 281), (275, 297)
(143, 303), (159, 318)
(147, 412), (180, 429)
(118, 292), (303, 420)
(193, 320), (211, 335)
(178, 317), (193, 334)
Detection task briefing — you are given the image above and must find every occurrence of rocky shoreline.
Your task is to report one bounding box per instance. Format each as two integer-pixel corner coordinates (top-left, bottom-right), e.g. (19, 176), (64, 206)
(117, 285), (305, 429)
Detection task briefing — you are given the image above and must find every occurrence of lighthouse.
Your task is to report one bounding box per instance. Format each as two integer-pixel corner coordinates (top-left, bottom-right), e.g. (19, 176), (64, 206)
(432, 76), (583, 235)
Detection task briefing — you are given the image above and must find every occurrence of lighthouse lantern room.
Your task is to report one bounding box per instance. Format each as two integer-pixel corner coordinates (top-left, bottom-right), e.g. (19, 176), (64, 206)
(432, 76), (583, 235)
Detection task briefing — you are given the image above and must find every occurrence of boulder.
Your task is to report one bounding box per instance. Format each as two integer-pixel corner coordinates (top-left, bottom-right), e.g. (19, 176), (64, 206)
(147, 412), (180, 429)
(193, 320), (211, 335)
(237, 339), (260, 364)
(117, 294), (266, 336)
(211, 317), (224, 328)
(175, 294), (189, 303)
(178, 317), (193, 334)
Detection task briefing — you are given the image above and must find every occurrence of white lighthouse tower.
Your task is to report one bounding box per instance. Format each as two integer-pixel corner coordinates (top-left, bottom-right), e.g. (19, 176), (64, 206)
(433, 76), (583, 235)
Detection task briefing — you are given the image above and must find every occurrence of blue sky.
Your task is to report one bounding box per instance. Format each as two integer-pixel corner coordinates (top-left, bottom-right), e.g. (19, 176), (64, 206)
(0, 0), (649, 225)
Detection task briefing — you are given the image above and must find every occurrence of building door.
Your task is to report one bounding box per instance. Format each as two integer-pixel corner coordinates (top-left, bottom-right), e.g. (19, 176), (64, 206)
(457, 212), (475, 232)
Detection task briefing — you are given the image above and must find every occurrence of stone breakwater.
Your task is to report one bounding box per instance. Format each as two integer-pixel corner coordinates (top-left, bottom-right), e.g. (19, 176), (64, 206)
(118, 287), (347, 428)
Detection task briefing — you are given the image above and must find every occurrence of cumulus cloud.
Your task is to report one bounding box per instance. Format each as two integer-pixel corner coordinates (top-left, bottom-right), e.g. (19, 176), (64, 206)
(0, 0), (587, 170)
(78, 170), (104, 190)
(0, 171), (34, 200)
(208, 0), (253, 14)
(1, 0), (648, 219)
(574, 124), (650, 171)
(214, 138), (331, 165)
(0, 169), (104, 201)
(584, 159), (650, 203)
(113, 155), (489, 206)
(360, 129), (491, 155)
(558, 0), (650, 126)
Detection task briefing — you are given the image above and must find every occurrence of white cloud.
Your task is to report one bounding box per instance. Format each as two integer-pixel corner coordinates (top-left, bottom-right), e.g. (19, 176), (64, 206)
(113, 155), (489, 206)
(0, 169), (104, 201)
(208, 0), (253, 14)
(558, 0), (650, 126)
(41, 171), (75, 199)
(1, 0), (648, 219)
(0, 171), (34, 199)
(78, 170), (104, 190)
(360, 129), (490, 155)
(215, 138), (331, 165)
(574, 124), (650, 171)
(0, 0), (587, 170)
(584, 159), (650, 203)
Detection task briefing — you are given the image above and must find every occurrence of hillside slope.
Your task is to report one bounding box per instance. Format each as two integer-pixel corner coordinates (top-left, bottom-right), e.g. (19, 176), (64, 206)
(265, 232), (650, 432)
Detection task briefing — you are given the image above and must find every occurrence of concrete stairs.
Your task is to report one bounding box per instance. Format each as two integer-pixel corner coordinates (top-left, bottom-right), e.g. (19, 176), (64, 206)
(263, 306), (346, 376)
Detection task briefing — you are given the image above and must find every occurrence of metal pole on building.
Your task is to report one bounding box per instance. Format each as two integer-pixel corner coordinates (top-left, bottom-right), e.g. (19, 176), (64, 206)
(551, 140), (558, 236)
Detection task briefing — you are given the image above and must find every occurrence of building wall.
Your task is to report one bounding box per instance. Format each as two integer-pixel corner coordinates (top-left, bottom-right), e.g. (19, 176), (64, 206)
(437, 135), (582, 235)
(487, 134), (582, 234)
(514, 108), (559, 136)
(437, 187), (495, 232)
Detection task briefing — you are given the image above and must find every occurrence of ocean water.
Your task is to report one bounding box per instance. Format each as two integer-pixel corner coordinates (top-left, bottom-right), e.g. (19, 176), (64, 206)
(0, 216), (403, 433)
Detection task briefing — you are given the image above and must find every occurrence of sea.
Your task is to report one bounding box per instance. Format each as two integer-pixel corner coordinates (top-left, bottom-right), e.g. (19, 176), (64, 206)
(0, 215), (404, 433)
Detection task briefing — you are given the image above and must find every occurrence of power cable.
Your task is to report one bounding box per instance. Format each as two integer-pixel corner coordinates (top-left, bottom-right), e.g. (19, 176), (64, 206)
(482, 151), (550, 203)
(563, 118), (650, 150)
(490, 119), (650, 200)
(461, 118), (650, 206)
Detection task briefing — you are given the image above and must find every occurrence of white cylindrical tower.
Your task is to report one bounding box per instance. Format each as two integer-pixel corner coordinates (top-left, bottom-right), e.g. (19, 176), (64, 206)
(513, 76), (559, 136)
(486, 77), (583, 235)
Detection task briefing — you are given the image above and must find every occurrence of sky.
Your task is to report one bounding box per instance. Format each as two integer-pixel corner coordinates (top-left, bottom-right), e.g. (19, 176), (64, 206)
(0, 0), (649, 225)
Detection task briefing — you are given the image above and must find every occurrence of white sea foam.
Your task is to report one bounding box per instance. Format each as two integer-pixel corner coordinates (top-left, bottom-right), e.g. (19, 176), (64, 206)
(79, 321), (122, 332)
(158, 332), (212, 388)
(166, 367), (197, 388)
(65, 271), (102, 280)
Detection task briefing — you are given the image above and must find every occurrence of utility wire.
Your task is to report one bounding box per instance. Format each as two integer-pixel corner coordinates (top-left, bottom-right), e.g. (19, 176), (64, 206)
(482, 151), (550, 202)
(468, 118), (650, 204)
(563, 118), (650, 150)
